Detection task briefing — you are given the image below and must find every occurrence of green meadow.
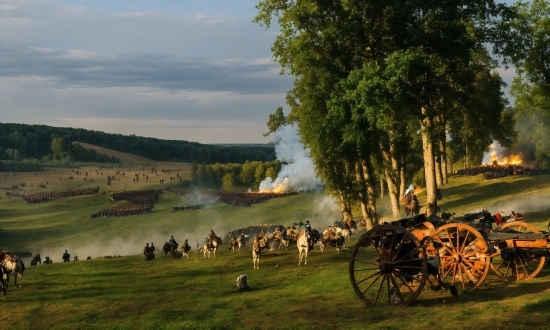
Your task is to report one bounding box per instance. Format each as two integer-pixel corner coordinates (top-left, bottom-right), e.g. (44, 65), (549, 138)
(1, 165), (550, 330)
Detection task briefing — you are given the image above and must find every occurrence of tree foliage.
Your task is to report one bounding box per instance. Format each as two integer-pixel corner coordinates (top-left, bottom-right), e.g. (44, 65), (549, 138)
(0, 123), (275, 164)
(256, 0), (512, 220)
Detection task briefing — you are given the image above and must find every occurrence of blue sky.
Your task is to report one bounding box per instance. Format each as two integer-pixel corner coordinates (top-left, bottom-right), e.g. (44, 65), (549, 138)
(0, 0), (516, 144)
(0, 0), (290, 143)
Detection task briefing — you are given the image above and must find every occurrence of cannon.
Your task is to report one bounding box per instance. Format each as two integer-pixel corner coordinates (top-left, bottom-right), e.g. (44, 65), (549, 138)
(349, 213), (550, 306)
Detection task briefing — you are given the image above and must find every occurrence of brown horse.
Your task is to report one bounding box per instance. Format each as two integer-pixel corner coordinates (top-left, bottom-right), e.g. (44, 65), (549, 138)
(163, 242), (178, 258)
(405, 199), (420, 216)
(252, 235), (268, 269)
(0, 265), (7, 296)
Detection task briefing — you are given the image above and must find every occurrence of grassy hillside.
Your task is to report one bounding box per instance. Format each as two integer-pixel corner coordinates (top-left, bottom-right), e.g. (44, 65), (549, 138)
(75, 142), (153, 164)
(0, 171), (549, 330)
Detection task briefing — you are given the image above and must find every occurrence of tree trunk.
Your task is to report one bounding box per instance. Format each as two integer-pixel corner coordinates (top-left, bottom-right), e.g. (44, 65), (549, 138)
(440, 139), (448, 184)
(338, 191), (353, 221)
(399, 158), (406, 200)
(435, 155), (443, 187)
(385, 169), (401, 219)
(355, 156), (378, 229)
(420, 109), (438, 217)
(379, 138), (401, 219)
(379, 177), (385, 199)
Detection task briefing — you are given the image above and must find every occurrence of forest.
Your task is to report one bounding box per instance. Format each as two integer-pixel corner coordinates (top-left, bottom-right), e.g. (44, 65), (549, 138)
(0, 123), (275, 166)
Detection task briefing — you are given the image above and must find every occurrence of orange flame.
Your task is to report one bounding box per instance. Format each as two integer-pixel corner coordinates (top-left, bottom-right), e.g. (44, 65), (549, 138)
(490, 152), (523, 165)
(259, 178), (288, 193)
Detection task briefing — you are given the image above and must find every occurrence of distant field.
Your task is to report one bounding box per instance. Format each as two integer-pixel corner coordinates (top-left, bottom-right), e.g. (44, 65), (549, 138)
(75, 142), (154, 164)
(0, 167), (549, 329)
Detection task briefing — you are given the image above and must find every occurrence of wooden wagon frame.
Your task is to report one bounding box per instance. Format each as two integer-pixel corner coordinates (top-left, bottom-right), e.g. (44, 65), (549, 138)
(348, 214), (549, 306)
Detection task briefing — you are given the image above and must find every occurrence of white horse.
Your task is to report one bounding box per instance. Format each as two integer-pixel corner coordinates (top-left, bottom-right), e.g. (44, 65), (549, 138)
(278, 237), (289, 250)
(181, 242), (191, 259)
(252, 235), (268, 269)
(340, 228), (351, 245)
(3, 255), (25, 288)
(203, 237), (221, 259)
(297, 231), (312, 266)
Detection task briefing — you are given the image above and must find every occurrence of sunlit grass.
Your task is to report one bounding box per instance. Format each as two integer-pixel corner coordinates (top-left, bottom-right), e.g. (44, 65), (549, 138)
(0, 169), (550, 329)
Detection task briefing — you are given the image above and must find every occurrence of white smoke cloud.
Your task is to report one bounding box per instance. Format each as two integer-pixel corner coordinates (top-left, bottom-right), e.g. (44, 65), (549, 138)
(467, 194), (550, 216)
(482, 141), (507, 164)
(259, 124), (324, 192)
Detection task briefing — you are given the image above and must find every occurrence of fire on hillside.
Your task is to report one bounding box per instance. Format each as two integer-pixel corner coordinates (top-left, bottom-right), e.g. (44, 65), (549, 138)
(488, 151), (523, 166)
(483, 142), (523, 166)
(259, 178), (288, 193)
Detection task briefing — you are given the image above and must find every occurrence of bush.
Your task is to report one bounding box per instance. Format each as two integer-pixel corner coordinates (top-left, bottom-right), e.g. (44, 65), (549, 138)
(11, 184), (18, 190)
(20, 182), (26, 187)
(179, 179), (192, 188)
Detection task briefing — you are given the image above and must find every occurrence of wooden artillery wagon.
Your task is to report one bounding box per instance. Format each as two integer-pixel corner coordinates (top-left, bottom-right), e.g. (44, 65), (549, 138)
(348, 212), (550, 306)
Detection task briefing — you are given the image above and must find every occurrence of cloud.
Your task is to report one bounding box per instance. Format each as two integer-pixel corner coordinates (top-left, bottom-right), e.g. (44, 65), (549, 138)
(0, 44), (290, 93)
(0, 0), (292, 143)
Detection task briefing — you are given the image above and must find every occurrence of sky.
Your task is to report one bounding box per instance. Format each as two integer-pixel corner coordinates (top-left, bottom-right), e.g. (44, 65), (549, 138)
(0, 0), (292, 144)
(0, 0), (517, 144)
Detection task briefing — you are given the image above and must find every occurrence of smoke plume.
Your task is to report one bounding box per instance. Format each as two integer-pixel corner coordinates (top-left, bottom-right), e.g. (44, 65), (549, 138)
(260, 125), (324, 192)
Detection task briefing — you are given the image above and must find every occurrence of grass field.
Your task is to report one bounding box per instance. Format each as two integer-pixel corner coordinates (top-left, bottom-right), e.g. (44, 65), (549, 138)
(1, 165), (550, 330)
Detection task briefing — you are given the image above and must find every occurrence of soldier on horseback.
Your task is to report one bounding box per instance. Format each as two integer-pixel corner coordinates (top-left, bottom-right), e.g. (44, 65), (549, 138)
(150, 242), (156, 252)
(183, 239), (191, 254)
(143, 243), (151, 255)
(169, 236), (178, 249)
(207, 229), (217, 248)
(62, 250), (71, 262)
(304, 220), (316, 251)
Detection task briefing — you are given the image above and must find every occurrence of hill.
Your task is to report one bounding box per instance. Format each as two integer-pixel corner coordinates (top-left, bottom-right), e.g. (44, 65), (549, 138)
(0, 172), (549, 329)
(0, 123), (276, 164)
(75, 142), (153, 164)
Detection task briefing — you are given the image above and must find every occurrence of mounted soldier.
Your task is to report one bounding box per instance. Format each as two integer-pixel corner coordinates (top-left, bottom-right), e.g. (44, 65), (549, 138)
(62, 250), (71, 262)
(143, 243), (151, 255)
(169, 236), (178, 249)
(207, 229), (217, 248)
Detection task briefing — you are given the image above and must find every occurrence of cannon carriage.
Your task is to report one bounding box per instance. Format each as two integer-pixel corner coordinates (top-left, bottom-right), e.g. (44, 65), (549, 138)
(349, 213), (550, 306)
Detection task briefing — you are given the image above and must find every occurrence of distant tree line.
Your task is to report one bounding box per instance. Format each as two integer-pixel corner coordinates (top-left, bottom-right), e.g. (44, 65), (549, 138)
(189, 160), (283, 191)
(0, 160), (43, 172)
(0, 123), (275, 165)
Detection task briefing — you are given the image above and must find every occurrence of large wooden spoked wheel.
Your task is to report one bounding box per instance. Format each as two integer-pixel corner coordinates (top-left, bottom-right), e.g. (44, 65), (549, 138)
(428, 223), (490, 291)
(490, 222), (546, 281)
(496, 221), (538, 233)
(349, 225), (427, 307)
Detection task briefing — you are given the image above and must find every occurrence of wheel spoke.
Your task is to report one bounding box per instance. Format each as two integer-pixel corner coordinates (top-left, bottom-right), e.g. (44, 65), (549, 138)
(459, 230), (471, 254)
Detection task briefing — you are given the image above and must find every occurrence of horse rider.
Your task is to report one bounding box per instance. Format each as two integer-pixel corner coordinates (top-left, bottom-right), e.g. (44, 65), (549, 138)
(150, 242), (156, 252)
(407, 192), (417, 205)
(0, 248), (8, 274)
(304, 220), (316, 251)
(183, 239), (191, 252)
(507, 211), (519, 222)
(169, 236), (178, 248)
(143, 243), (151, 255)
(62, 250), (71, 262)
(207, 229), (217, 248)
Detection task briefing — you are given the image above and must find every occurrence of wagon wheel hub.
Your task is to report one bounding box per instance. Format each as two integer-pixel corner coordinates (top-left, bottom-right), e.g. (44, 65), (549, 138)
(379, 261), (394, 273)
(453, 254), (462, 262)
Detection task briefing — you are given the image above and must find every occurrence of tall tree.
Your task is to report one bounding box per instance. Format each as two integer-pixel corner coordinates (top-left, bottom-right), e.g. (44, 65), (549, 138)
(494, 0), (550, 167)
(256, 0), (510, 219)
